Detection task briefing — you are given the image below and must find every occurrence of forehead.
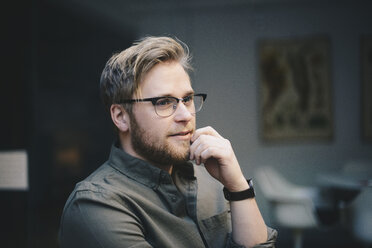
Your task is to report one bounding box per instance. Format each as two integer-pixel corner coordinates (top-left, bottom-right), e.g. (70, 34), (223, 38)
(139, 61), (193, 97)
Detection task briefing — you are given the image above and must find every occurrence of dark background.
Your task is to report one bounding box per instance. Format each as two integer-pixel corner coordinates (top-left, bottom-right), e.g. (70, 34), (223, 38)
(1, 1), (133, 247)
(1, 0), (371, 247)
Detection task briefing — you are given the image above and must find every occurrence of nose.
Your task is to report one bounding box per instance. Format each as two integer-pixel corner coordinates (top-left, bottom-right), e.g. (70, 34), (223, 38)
(173, 101), (193, 122)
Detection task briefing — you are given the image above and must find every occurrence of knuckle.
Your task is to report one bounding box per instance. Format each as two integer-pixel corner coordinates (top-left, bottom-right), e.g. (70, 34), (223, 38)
(206, 126), (213, 132)
(201, 147), (210, 158)
(199, 134), (207, 142)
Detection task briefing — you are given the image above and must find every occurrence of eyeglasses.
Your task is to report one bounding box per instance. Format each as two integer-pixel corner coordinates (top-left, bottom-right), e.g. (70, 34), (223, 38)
(120, 93), (207, 117)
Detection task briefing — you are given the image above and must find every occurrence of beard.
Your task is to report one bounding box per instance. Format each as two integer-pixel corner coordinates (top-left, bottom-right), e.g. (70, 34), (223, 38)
(130, 115), (190, 166)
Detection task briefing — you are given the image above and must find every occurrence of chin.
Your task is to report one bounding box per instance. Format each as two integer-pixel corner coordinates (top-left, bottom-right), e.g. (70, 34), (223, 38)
(171, 148), (190, 163)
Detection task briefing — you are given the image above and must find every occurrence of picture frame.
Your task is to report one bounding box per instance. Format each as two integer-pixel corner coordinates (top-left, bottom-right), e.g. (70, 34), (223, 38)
(361, 36), (372, 141)
(258, 36), (333, 141)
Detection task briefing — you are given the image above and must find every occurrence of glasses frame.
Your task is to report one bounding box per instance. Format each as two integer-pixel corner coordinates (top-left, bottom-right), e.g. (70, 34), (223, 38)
(120, 93), (207, 117)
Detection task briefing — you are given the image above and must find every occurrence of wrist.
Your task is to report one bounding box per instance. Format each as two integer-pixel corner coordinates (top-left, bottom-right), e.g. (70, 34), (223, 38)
(226, 176), (249, 192)
(223, 179), (255, 201)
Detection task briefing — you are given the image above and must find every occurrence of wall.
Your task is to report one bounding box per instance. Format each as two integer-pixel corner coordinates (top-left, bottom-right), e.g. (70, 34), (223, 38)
(110, 0), (372, 220)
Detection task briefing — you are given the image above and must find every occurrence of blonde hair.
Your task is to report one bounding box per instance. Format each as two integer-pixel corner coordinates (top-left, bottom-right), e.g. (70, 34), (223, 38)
(100, 36), (192, 113)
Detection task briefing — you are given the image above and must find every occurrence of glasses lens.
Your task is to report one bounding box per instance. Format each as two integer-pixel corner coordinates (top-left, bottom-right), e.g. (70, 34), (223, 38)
(155, 97), (177, 117)
(154, 95), (205, 117)
(193, 95), (204, 114)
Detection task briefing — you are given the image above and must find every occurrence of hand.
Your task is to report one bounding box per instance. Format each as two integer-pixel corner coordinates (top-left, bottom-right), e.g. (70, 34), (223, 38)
(190, 126), (248, 192)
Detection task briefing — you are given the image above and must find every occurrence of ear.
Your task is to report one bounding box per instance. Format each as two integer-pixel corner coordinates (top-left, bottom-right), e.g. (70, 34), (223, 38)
(110, 104), (130, 132)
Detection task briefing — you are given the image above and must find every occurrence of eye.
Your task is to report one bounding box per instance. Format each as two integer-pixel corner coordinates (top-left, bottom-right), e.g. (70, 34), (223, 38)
(183, 95), (194, 104)
(156, 97), (174, 107)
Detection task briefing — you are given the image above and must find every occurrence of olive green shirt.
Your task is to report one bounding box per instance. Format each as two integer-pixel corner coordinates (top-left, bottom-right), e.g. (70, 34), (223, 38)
(59, 143), (277, 248)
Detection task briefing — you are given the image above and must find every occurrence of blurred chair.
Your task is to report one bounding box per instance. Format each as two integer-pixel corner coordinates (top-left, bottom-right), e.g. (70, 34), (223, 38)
(255, 166), (329, 248)
(338, 159), (372, 211)
(343, 160), (372, 247)
(349, 187), (372, 247)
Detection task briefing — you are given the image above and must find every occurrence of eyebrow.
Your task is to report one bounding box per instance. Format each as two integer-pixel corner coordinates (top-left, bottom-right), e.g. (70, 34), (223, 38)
(157, 91), (195, 98)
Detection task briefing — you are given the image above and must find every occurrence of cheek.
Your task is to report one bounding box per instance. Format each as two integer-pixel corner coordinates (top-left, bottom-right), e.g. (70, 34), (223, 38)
(132, 108), (175, 139)
(133, 107), (162, 132)
(142, 119), (169, 139)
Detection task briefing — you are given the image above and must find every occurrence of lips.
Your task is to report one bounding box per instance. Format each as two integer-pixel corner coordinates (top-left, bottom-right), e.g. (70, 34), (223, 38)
(169, 130), (193, 137)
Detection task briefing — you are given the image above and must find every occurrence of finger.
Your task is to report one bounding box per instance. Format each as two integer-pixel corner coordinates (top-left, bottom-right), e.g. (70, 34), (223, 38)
(192, 140), (208, 165)
(200, 147), (212, 164)
(190, 133), (214, 161)
(191, 126), (222, 143)
(191, 135), (221, 165)
(189, 133), (205, 160)
(200, 146), (225, 164)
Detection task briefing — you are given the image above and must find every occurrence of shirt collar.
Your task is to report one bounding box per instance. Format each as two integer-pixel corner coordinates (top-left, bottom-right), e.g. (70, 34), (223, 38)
(108, 141), (196, 189)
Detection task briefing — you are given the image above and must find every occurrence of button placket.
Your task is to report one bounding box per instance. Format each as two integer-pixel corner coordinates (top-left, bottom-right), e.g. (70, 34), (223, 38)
(155, 172), (186, 216)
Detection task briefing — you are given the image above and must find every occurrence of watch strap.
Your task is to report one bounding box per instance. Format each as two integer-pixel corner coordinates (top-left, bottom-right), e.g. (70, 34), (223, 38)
(223, 179), (255, 201)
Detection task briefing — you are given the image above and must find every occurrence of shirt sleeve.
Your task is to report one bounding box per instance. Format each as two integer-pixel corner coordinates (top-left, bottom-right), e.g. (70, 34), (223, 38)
(225, 226), (278, 248)
(59, 189), (153, 248)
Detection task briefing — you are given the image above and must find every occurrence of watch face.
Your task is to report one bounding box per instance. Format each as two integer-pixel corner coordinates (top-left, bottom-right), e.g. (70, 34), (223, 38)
(248, 179), (253, 187)
(248, 179), (255, 195)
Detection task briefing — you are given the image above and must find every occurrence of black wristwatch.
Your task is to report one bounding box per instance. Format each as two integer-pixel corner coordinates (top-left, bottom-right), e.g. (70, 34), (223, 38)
(223, 179), (255, 201)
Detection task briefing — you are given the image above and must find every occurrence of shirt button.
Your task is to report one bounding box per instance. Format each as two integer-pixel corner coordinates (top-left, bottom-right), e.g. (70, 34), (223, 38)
(160, 173), (168, 183)
(170, 195), (177, 202)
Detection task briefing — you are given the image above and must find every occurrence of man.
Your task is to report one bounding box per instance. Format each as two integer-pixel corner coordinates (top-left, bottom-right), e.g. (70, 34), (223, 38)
(59, 36), (277, 248)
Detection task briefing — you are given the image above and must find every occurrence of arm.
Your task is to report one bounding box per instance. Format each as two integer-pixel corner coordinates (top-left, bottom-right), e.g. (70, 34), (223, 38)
(190, 126), (269, 248)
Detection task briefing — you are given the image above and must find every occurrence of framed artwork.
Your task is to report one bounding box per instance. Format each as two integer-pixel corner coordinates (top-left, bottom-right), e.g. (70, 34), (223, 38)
(259, 36), (333, 141)
(361, 36), (372, 141)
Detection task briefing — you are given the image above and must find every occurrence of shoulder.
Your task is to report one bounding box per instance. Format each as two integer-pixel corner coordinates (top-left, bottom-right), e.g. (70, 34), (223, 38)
(62, 162), (133, 211)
